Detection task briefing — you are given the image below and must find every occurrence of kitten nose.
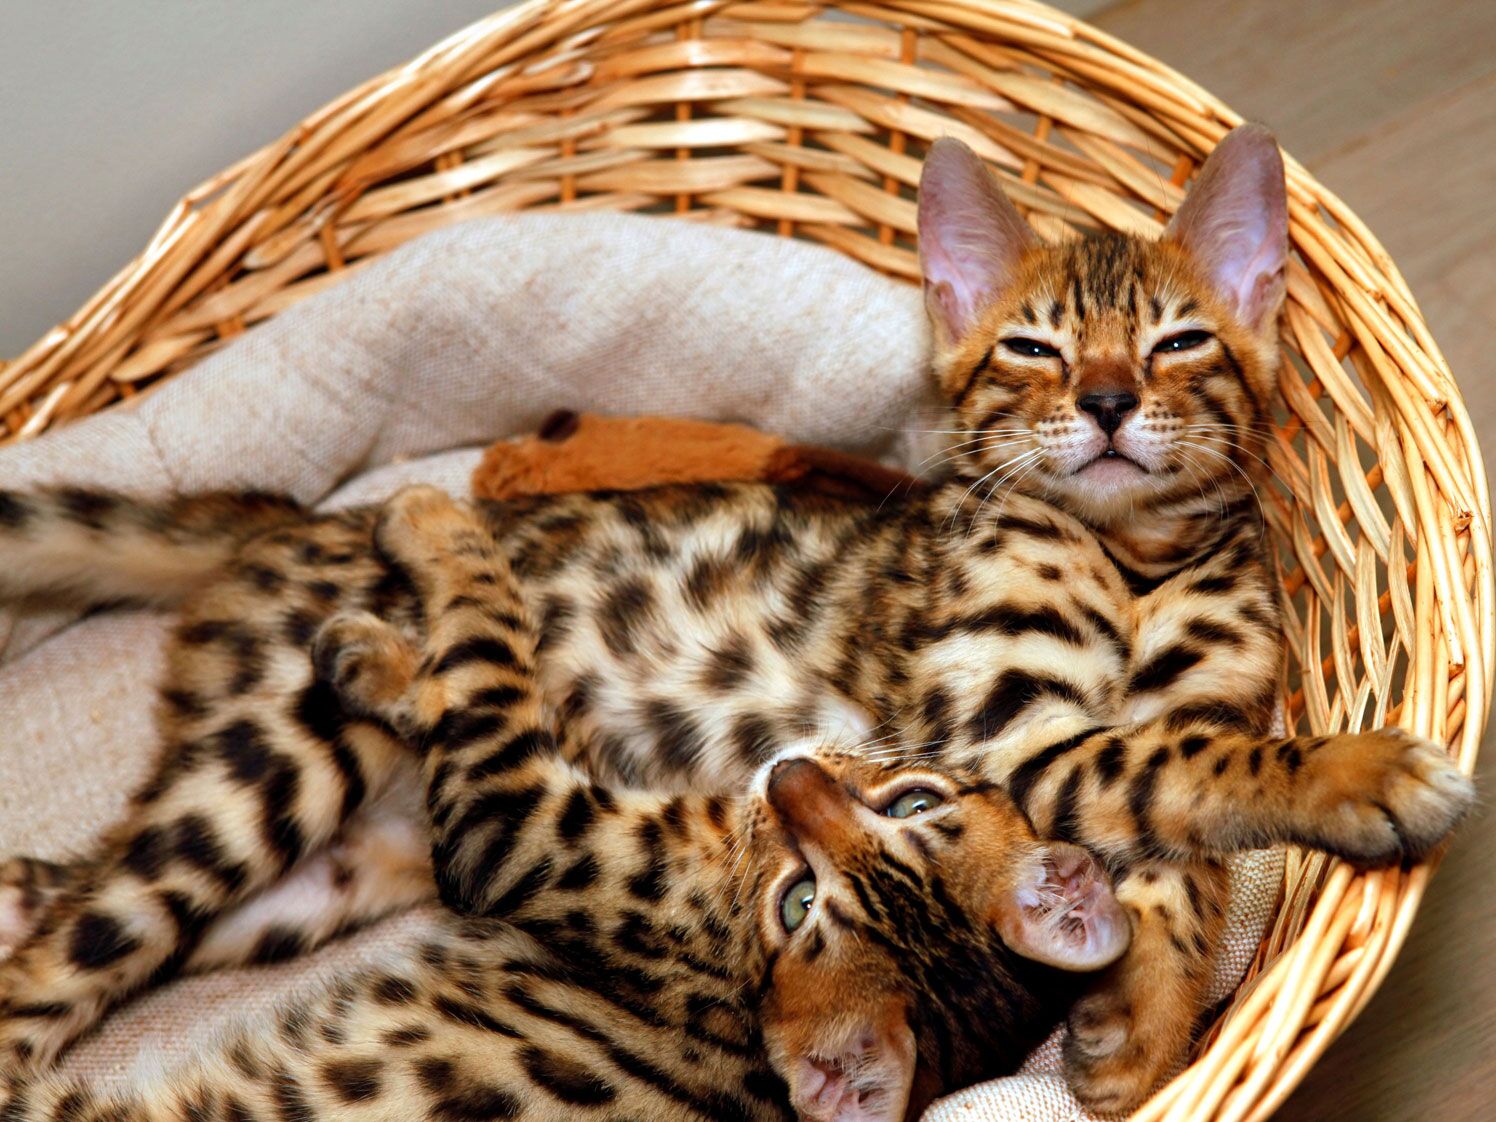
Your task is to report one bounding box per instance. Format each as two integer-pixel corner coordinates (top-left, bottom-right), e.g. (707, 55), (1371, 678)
(1076, 391), (1140, 436)
(767, 758), (856, 854)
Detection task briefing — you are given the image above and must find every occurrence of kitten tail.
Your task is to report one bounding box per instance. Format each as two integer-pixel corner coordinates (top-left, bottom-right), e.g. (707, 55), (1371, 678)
(0, 487), (304, 609)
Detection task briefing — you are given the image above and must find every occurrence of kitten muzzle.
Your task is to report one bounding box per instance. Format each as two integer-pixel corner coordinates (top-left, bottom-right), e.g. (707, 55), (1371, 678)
(766, 757), (860, 861)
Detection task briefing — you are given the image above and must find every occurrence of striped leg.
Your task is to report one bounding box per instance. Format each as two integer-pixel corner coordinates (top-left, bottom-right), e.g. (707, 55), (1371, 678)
(0, 638), (414, 1071)
(332, 486), (568, 919)
(998, 715), (1471, 1111)
(0, 796), (431, 980)
(1063, 858), (1230, 1111)
(185, 791), (432, 971)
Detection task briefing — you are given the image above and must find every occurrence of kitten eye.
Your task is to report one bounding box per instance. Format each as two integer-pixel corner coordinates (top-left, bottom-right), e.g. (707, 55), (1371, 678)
(1152, 330), (1212, 354)
(780, 875), (817, 932)
(1002, 337), (1061, 359)
(884, 789), (945, 818)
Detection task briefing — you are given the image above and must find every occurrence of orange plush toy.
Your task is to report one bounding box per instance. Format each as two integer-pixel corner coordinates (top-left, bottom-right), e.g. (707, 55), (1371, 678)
(472, 411), (923, 503)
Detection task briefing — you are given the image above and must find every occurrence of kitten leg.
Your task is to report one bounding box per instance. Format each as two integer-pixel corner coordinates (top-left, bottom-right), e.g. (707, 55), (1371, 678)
(1004, 719), (1473, 867)
(1, 798), (429, 985)
(0, 860), (70, 964)
(186, 790), (432, 972)
(1003, 717), (1471, 1112)
(1062, 858), (1230, 1113)
(0, 714), (416, 1073)
(321, 487), (606, 921)
(0, 516), (421, 1072)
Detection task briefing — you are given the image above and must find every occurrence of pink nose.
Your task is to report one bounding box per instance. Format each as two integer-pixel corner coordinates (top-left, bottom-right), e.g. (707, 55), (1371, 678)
(767, 758), (857, 854)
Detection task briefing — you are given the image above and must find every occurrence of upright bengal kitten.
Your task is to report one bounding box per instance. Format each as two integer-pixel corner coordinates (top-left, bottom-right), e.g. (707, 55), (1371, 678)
(0, 125), (1473, 1114)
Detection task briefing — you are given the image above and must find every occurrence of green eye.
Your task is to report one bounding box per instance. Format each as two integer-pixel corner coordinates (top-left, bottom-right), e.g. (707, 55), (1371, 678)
(885, 789), (944, 818)
(1152, 330), (1212, 354)
(1002, 337), (1061, 359)
(780, 876), (816, 932)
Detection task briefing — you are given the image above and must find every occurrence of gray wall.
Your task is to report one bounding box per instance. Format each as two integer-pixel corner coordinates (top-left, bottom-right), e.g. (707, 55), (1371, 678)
(0, 0), (507, 357)
(0, 0), (1105, 358)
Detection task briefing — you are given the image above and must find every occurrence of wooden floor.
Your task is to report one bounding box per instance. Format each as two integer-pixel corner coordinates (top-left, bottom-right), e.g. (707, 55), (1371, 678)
(1064, 1), (1496, 1117)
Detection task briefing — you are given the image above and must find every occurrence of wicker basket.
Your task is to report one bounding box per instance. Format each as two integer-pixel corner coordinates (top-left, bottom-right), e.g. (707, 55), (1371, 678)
(1, 1), (1488, 1117)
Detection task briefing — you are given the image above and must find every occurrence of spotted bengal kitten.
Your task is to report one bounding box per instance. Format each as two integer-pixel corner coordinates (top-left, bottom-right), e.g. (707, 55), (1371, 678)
(3, 486), (1141, 1122)
(0, 124), (1473, 1114)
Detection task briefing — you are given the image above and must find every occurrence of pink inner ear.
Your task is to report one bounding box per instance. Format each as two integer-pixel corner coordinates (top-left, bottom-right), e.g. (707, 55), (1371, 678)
(791, 1060), (897, 1122)
(1165, 124), (1287, 331)
(789, 1020), (917, 1122)
(917, 138), (1036, 344)
(799, 1058), (848, 1116)
(999, 843), (1130, 972)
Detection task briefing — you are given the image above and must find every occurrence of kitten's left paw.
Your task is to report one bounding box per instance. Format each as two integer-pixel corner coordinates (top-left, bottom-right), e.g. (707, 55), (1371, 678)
(1062, 989), (1170, 1115)
(1294, 729), (1475, 865)
(312, 611), (416, 726)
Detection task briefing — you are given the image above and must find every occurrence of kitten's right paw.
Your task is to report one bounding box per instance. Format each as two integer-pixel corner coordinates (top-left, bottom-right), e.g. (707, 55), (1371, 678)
(1294, 729), (1475, 866)
(0, 859), (66, 964)
(372, 486), (479, 572)
(312, 611), (416, 726)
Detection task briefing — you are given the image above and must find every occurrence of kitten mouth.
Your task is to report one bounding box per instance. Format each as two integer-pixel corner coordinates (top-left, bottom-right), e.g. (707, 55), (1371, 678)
(1076, 449), (1145, 475)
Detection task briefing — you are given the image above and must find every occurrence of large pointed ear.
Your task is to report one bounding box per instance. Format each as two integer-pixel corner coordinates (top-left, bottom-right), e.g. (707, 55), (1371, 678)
(993, 843), (1129, 971)
(918, 138), (1036, 348)
(1165, 123), (1288, 335)
(771, 1001), (916, 1122)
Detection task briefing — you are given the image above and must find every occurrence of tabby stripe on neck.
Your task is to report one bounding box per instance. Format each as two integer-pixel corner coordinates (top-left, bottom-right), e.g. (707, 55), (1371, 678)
(1127, 643), (1204, 694)
(1126, 747), (1172, 854)
(1094, 540), (1165, 595)
(1048, 765), (1084, 840)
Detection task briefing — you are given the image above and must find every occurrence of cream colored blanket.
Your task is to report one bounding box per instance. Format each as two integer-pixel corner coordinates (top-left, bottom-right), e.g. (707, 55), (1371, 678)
(0, 213), (1279, 1119)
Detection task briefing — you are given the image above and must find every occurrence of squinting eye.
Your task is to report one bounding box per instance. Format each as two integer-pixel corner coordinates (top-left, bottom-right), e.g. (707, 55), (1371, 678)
(780, 875), (816, 932)
(885, 789), (945, 818)
(1152, 330), (1212, 354)
(1002, 337), (1061, 359)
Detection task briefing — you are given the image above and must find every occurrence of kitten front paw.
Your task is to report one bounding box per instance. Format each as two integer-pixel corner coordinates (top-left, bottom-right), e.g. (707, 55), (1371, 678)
(312, 611), (416, 727)
(372, 486), (479, 575)
(1295, 729), (1474, 865)
(1062, 989), (1173, 1115)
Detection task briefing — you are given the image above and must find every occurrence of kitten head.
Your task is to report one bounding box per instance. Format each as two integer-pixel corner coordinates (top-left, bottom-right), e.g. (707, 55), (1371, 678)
(917, 125), (1287, 533)
(743, 751), (1127, 1122)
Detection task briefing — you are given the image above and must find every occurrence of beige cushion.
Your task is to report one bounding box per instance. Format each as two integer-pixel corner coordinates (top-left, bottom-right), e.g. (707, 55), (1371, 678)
(0, 214), (1280, 1118)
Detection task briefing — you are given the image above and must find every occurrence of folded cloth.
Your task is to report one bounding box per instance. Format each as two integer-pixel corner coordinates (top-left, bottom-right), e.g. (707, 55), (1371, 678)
(0, 213), (1279, 1119)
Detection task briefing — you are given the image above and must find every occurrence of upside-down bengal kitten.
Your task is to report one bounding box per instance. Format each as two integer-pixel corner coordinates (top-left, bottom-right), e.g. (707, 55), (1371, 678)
(1, 487), (1142, 1122)
(0, 125), (1473, 1116)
